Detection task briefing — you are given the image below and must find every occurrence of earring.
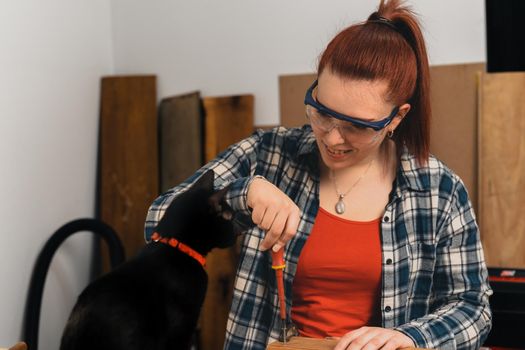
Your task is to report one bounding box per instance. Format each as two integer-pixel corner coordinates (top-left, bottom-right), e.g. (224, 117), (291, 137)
(387, 129), (394, 138)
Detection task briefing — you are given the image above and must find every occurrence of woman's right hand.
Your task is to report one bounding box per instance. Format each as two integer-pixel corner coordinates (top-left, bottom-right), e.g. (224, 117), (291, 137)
(246, 176), (301, 252)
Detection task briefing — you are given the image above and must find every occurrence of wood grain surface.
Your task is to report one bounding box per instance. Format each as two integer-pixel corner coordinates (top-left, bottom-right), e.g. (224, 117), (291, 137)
(267, 337), (432, 350)
(98, 75), (158, 271)
(429, 63), (484, 212)
(0, 342), (27, 350)
(159, 91), (203, 192)
(279, 73), (316, 128)
(202, 95), (254, 163)
(478, 71), (525, 268)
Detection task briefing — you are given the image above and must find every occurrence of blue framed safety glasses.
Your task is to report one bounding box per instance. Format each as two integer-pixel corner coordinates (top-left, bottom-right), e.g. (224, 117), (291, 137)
(304, 80), (399, 131)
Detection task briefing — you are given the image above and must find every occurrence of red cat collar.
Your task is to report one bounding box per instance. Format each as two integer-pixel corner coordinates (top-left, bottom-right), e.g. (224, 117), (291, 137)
(151, 232), (206, 267)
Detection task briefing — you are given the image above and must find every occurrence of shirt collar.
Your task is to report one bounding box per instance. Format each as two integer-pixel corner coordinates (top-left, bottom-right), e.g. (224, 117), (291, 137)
(396, 148), (431, 192)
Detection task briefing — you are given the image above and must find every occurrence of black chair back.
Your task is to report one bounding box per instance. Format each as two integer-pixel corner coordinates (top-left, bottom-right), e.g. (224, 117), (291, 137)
(22, 218), (125, 350)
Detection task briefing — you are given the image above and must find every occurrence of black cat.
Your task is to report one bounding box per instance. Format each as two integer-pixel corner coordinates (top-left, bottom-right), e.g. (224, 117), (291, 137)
(60, 170), (240, 350)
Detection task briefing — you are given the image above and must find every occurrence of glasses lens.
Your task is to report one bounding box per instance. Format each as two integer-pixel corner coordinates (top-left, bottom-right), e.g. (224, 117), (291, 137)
(306, 105), (380, 144)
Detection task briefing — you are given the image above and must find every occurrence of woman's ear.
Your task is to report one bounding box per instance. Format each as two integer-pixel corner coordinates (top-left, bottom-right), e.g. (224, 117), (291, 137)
(390, 103), (411, 131)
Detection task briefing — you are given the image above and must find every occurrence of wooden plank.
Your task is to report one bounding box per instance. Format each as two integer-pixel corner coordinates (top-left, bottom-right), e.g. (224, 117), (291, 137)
(159, 91), (203, 193)
(279, 73), (315, 128)
(429, 63), (484, 212)
(0, 343), (27, 350)
(203, 95), (255, 162)
(278, 64), (484, 210)
(267, 337), (432, 350)
(199, 94), (254, 350)
(268, 337), (337, 350)
(98, 75), (158, 271)
(478, 72), (525, 268)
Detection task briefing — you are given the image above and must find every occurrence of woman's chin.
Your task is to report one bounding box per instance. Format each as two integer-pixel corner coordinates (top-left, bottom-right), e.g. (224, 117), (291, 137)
(319, 150), (357, 170)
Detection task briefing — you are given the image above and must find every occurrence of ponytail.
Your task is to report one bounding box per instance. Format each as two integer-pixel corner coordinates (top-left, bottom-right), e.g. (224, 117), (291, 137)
(318, 0), (431, 165)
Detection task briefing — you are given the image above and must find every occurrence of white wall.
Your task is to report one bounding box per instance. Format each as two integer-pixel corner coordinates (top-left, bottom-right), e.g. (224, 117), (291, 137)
(110, 0), (485, 126)
(0, 1), (113, 349)
(1, 1), (485, 349)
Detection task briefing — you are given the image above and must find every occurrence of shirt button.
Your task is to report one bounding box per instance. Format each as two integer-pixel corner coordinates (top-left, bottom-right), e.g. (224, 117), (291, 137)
(385, 306), (392, 312)
(383, 216), (390, 222)
(386, 258), (393, 265)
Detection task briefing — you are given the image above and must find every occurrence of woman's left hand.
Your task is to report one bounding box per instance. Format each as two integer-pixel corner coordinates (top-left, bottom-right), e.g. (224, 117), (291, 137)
(333, 327), (415, 350)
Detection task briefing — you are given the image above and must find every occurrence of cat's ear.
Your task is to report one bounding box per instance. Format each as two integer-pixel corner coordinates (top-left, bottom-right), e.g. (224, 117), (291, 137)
(208, 185), (233, 220)
(192, 169), (215, 192)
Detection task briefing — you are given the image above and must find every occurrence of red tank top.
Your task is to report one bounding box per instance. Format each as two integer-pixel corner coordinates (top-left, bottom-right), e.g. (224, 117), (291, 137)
(291, 207), (382, 338)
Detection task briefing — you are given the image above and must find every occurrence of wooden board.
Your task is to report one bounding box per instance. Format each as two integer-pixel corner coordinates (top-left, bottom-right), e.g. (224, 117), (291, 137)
(267, 337), (432, 350)
(268, 337), (337, 350)
(478, 72), (525, 268)
(159, 91), (203, 193)
(429, 63), (484, 212)
(279, 73), (315, 128)
(199, 94), (254, 350)
(278, 64), (484, 209)
(202, 95), (255, 163)
(0, 343), (27, 350)
(98, 75), (158, 271)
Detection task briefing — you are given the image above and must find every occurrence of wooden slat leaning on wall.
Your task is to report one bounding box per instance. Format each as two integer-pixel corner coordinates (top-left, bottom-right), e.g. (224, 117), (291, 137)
(478, 71), (525, 268)
(279, 73), (316, 129)
(429, 63), (484, 212)
(200, 94), (255, 350)
(98, 76), (159, 272)
(203, 95), (255, 163)
(159, 91), (203, 193)
(278, 64), (484, 209)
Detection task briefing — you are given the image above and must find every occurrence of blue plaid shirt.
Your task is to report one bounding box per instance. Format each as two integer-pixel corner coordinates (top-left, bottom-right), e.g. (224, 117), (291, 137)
(145, 126), (492, 350)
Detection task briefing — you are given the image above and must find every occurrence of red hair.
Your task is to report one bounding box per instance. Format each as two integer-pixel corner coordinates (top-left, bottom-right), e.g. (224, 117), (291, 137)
(318, 0), (430, 165)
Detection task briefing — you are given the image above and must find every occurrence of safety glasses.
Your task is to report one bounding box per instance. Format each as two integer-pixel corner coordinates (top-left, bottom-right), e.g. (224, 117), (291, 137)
(304, 80), (399, 131)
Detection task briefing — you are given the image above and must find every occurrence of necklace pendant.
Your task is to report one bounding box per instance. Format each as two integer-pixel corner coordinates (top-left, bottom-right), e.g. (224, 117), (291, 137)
(335, 196), (345, 214)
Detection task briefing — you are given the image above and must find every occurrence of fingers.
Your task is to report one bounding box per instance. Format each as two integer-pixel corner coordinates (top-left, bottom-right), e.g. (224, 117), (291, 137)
(376, 337), (402, 350)
(350, 331), (391, 350)
(334, 327), (369, 350)
(334, 327), (414, 350)
(247, 177), (300, 251)
(259, 207), (279, 231)
(258, 208), (280, 251)
(251, 205), (267, 227)
(266, 210), (287, 247)
(272, 206), (300, 251)
(259, 208), (292, 251)
(282, 207), (300, 243)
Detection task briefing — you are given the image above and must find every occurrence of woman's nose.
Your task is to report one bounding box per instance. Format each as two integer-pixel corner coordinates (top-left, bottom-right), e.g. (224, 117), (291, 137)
(324, 125), (346, 145)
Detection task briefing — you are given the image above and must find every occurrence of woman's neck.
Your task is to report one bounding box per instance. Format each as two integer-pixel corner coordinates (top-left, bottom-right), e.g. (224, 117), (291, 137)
(320, 139), (398, 181)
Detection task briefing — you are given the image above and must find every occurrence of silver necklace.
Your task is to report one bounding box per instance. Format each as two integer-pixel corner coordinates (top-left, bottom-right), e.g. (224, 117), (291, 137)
(330, 159), (373, 215)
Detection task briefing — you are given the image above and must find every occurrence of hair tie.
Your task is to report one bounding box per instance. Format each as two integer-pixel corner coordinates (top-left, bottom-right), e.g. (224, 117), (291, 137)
(368, 13), (400, 32)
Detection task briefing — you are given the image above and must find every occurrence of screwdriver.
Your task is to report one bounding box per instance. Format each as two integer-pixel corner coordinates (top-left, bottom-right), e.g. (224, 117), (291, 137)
(271, 248), (289, 343)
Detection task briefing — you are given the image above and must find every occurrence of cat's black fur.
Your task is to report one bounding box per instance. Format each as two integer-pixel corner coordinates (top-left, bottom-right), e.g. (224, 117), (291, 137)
(60, 170), (240, 350)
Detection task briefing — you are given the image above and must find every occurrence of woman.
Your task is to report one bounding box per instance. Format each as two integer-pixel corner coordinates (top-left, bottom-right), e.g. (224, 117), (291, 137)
(145, 1), (492, 349)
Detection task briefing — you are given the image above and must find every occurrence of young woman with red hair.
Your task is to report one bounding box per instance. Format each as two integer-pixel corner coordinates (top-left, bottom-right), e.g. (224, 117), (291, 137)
(146, 1), (492, 349)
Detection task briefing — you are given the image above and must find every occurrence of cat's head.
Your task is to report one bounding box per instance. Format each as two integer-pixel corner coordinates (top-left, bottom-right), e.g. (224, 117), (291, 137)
(153, 170), (241, 255)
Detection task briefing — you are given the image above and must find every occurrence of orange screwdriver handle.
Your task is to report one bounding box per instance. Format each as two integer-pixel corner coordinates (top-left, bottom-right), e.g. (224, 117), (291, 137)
(271, 249), (287, 320)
